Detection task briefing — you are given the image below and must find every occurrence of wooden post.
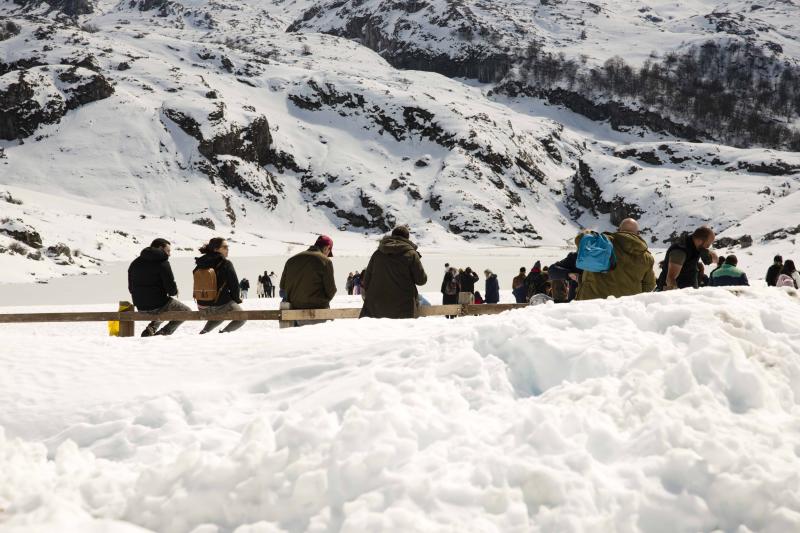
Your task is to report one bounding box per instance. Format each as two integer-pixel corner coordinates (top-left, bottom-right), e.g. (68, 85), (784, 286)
(119, 301), (135, 338)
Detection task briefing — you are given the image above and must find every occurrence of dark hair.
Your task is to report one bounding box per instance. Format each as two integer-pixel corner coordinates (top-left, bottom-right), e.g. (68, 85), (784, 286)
(725, 255), (738, 266)
(392, 225), (410, 239)
(151, 238), (171, 249)
(774, 255), (783, 263)
(199, 237), (226, 254)
(520, 267), (526, 272)
(692, 226), (715, 241)
(782, 260), (797, 275)
(718, 256), (726, 266)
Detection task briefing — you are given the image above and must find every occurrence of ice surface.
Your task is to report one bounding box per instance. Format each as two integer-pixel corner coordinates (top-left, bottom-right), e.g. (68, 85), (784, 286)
(1, 287), (800, 532)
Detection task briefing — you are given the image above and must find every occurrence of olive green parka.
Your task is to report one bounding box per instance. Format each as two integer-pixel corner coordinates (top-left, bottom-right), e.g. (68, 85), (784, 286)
(360, 236), (427, 319)
(576, 231), (656, 301)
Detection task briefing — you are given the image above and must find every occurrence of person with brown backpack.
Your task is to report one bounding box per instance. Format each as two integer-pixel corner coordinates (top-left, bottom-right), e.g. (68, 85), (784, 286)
(193, 237), (246, 334)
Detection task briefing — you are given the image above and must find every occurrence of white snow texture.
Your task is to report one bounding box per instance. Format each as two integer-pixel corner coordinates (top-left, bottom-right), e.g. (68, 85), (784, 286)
(2, 287), (800, 532)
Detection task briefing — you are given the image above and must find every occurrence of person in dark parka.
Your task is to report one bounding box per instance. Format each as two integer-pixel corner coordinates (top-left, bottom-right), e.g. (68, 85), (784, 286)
(360, 226), (427, 319)
(766, 255), (783, 287)
(484, 269), (500, 304)
(128, 238), (191, 337)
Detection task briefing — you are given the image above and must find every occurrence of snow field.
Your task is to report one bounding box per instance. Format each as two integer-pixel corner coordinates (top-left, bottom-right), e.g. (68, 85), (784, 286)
(2, 287), (800, 532)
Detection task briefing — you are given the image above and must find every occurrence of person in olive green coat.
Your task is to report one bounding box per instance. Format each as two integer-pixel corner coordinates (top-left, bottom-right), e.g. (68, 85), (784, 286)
(360, 226), (428, 319)
(575, 219), (656, 301)
(280, 235), (336, 309)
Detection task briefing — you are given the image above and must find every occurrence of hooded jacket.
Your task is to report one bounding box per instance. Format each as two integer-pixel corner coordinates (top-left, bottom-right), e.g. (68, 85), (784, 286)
(194, 252), (241, 306)
(128, 247), (179, 311)
(280, 246), (336, 309)
(709, 263), (749, 287)
(360, 235), (427, 319)
(485, 274), (500, 304)
(576, 231), (656, 301)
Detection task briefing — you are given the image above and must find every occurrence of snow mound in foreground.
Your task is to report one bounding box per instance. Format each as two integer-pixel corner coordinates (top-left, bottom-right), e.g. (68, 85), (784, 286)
(1, 288), (800, 532)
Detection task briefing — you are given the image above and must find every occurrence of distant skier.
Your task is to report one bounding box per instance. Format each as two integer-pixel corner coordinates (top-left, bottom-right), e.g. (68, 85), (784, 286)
(128, 238), (191, 337)
(766, 255), (783, 286)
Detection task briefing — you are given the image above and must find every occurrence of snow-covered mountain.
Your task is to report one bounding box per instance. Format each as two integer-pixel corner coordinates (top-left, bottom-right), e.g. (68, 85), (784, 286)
(1, 0), (799, 281)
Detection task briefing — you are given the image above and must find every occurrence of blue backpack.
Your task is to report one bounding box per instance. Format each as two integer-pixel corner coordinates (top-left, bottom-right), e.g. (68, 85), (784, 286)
(576, 232), (616, 273)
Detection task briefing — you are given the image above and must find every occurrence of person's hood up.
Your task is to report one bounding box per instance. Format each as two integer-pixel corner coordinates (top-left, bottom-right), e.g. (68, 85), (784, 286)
(378, 235), (417, 255)
(140, 247), (168, 263)
(195, 252), (224, 268)
(613, 231), (649, 255)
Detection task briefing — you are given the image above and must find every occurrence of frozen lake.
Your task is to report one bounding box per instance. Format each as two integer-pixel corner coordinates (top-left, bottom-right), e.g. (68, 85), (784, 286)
(0, 247), (579, 306)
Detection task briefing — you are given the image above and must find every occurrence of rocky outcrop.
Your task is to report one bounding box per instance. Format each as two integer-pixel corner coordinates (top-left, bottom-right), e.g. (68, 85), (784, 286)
(0, 21), (20, 41)
(715, 235), (753, 249)
(569, 160), (644, 226)
(12, 0), (93, 15)
(0, 66), (113, 140)
(500, 83), (705, 141)
(0, 218), (42, 248)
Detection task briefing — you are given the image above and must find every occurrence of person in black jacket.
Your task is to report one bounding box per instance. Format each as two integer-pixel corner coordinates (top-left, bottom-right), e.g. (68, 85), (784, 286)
(657, 226), (718, 290)
(484, 269), (500, 304)
(525, 261), (547, 299)
(458, 267), (479, 304)
(548, 253), (582, 303)
(766, 255), (783, 287)
(194, 237), (246, 334)
(128, 238), (191, 337)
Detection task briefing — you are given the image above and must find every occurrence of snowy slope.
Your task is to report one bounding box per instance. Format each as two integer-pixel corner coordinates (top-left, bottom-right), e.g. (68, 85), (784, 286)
(1, 0), (799, 283)
(1, 287), (800, 532)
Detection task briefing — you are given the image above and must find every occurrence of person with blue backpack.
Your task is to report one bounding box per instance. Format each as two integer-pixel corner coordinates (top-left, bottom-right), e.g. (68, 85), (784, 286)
(574, 218), (656, 300)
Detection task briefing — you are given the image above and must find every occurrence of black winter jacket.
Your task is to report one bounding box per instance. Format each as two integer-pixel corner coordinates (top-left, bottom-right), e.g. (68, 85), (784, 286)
(128, 247), (178, 311)
(194, 252), (241, 306)
(458, 271), (479, 293)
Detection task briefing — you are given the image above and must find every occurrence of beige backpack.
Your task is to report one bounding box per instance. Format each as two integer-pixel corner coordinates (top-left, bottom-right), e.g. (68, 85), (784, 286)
(193, 264), (225, 303)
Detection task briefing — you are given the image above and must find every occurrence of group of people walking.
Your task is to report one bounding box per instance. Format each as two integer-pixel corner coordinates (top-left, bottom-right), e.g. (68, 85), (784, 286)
(126, 221), (798, 337)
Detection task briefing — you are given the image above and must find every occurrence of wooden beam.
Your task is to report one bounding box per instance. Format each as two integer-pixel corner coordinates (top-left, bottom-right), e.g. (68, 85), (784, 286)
(463, 303), (530, 316)
(418, 304), (462, 317)
(280, 308), (361, 321)
(0, 303), (536, 325)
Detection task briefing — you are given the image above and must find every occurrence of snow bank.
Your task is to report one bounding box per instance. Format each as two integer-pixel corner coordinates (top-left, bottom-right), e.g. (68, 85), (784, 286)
(1, 287), (800, 532)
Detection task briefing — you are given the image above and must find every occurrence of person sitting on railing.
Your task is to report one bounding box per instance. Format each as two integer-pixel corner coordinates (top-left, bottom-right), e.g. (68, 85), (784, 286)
(128, 238), (191, 337)
(279, 235), (337, 327)
(193, 237), (246, 334)
(360, 225), (427, 319)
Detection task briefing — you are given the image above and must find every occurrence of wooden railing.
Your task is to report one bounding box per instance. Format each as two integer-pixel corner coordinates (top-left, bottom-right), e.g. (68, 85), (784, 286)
(0, 302), (531, 337)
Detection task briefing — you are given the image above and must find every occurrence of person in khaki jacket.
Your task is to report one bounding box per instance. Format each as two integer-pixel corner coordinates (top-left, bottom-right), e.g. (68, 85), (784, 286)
(360, 226), (428, 319)
(280, 235), (337, 314)
(575, 218), (656, 301)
